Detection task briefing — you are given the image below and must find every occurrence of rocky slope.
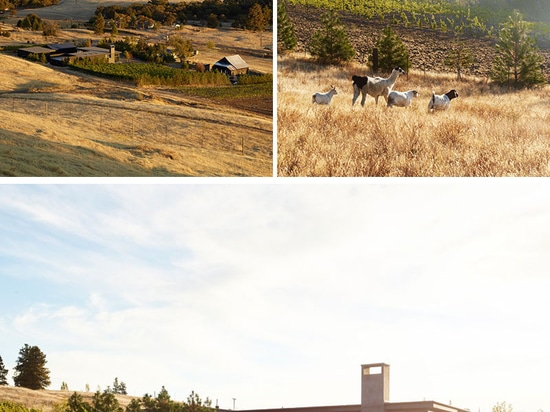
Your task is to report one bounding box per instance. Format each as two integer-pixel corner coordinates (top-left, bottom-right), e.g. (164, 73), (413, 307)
(287, 3), (550, 80)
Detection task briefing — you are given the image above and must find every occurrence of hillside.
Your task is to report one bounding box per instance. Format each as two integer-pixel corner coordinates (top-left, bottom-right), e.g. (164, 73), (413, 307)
(0, 54), (272, 177)
(286, 3), (550, 81)
(0, 386), (138, 412)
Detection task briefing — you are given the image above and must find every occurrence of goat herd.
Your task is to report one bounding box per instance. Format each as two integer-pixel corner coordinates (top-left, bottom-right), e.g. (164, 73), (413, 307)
(311, 67), (459, 112)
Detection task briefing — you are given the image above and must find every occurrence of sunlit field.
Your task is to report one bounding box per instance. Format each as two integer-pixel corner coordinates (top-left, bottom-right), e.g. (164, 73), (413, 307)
(277, 56), (550, 177)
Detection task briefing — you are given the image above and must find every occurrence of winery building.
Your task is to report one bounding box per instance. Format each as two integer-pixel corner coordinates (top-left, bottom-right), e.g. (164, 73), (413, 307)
(229, 363), (469, 412)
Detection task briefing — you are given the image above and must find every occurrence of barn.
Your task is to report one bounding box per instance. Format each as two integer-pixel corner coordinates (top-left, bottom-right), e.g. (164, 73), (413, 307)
(212, 55), (249, 76)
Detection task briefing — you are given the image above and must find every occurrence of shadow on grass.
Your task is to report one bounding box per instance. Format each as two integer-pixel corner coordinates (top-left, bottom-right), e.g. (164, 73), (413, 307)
(0, 129), (185, 177)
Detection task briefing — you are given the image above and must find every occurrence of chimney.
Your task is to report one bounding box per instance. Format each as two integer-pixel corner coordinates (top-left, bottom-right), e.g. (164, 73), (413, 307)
(361, 363), (390, 412)
(109, 44), (115, 63)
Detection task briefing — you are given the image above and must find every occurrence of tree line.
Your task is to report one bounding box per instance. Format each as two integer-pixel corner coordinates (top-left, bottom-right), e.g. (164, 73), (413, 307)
(91, 0), (271, 32)
(0, 345), (214, 412)
(278, 3), (546, 88)
(0, 0), (58, 11)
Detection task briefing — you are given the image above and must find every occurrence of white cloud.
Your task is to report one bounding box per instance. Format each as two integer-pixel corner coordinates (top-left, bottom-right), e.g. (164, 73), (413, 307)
(1, 182), (550, 412)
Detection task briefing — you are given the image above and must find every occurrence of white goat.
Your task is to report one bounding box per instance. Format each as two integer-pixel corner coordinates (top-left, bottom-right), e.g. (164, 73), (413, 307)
(312, 85), (338, 105)
(428, 89), (459, 112)
(352, 67), (405, 106)
(387, 90), (419, 108)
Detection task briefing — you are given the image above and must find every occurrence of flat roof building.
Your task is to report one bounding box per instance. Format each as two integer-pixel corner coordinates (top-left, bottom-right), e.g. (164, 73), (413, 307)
(231, 363), (468, 412)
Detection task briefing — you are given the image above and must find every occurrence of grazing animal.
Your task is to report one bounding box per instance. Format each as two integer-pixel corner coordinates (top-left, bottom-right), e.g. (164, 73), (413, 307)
(428, 89), (459, 112)
(312, 85), (338, 105)
(352, 67), (405, 106)
(387, 90), (419, 108)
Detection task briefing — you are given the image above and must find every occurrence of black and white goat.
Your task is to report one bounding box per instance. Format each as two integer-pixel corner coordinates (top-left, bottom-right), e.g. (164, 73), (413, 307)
(387, 90), (419, 108)
(312, 85), (338, 105)
(352, 67), (405, 106)
(428, 89), (459, 112)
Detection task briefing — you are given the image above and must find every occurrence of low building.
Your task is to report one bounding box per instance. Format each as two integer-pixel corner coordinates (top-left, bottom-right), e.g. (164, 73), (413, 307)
(18, 43), (119, 66)
(17, 45), (55, 59)
(228, 363), (469, 412)
(50, 45), (119, 66)
(212, 54), (249, 76)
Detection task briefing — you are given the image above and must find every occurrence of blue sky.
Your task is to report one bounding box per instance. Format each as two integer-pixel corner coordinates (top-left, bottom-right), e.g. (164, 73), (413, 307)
(1, 182), (549, 412)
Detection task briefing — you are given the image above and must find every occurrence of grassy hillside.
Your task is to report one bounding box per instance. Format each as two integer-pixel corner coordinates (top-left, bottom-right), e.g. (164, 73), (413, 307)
(0, 55), (272, 177)
(277, 57), (550, 177)
(0, 386), (138, 412)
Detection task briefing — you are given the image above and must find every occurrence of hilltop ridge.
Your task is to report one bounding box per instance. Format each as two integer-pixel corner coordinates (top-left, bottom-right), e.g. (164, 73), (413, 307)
(0, 386), (139, 412)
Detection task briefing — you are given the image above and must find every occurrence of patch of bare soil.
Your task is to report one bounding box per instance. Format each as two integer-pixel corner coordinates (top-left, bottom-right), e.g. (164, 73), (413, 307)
(287, 3), (550, 79)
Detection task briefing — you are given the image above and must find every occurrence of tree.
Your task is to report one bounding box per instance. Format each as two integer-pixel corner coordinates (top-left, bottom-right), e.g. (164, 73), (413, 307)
(112, 378), (127, 395)
(93, 13), (105, 34)
(42, 20), (59, 37)
(0, 356), (8, 385)
(13, 344), (51, 390)
(92, 390), (123, 412)
(277, 0), (297, 53)
(183, 391), (212, 412)
(308, 9), (355, 64)
(17, 14), (43, 31)
(245, 3), (270, 47)
(490, 10), (546, 88)
(206, 13), (218, 28)
(374, 26), (410, 73)
(445, 40), (473, 81)
(492, 402), (513, 412)
(168, 35), (194, 65)
(67, 392), (92, 412)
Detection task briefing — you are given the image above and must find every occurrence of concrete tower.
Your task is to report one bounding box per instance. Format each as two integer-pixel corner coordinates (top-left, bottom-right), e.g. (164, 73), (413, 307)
(361, 363), (390, 412)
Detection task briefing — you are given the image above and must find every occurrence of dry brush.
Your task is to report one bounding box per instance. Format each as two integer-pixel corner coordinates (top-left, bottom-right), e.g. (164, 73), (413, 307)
(277, 57), (550, 177)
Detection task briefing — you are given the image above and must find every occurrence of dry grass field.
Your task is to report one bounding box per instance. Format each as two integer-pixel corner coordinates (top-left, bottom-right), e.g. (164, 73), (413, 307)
(0, 54), (272, 176)
(277, 56), (550, 177)
(0, 385), (137, 412)
(0, 0), (273, 177)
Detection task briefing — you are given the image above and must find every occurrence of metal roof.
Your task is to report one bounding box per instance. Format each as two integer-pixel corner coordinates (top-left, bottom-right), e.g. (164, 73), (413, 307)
(214, 54), (249, 70)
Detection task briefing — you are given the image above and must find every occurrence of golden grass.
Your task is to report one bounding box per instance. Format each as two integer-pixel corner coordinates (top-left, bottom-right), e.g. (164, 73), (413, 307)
(0, 55), (272, 177)
(0, 386), (138, 412)
(277, 56), (550, 177)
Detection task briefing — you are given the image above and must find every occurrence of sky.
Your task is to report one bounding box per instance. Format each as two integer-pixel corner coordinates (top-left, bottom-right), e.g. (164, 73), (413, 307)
(1, 182), (549, 412)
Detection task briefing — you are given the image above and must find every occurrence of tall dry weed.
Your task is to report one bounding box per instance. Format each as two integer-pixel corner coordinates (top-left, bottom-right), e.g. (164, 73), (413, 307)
(277, 56), (550, 176)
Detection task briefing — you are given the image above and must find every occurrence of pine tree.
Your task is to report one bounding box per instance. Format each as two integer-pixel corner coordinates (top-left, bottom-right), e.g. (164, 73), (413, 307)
(93, 13), (105, 35)
(445, 40), (474, 81)
(13, 344), (51, 390)
(0, 355), (8, 385)
(277, 0), (297, 53)
(308, 9), (355, 64)
(490, 10), (546, 88)
(374, 26), (410, 73)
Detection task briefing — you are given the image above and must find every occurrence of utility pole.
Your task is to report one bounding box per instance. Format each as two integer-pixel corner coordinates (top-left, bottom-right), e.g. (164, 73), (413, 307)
(233, 398), (236, 410)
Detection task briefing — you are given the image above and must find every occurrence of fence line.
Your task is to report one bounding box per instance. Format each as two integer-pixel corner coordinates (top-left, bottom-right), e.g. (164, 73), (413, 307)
(0, 95), (269, 158)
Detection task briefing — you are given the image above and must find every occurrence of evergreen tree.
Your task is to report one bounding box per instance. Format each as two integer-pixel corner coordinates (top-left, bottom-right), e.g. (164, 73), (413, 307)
(112, 378), (127, 395)
(277, 0), (297, 53)
(490, 10), (546, 88)
(308, 9), (355, 64)
(92, 390), (123, 412)
(445, 40), (474, 81)
(67, 392), (92, 412)
(13, 344), (51, 390)
(93, 13), (105, 34)
(0, 356), (8, 385)
(374, 26), (410, 73)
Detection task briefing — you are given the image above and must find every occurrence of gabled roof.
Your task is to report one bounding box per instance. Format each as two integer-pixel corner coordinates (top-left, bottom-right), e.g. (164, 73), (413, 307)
(214, 54), (249, 70)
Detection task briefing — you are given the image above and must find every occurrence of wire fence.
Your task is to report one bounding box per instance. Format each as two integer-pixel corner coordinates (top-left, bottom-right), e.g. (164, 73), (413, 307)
(0, 94), (271, 158)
